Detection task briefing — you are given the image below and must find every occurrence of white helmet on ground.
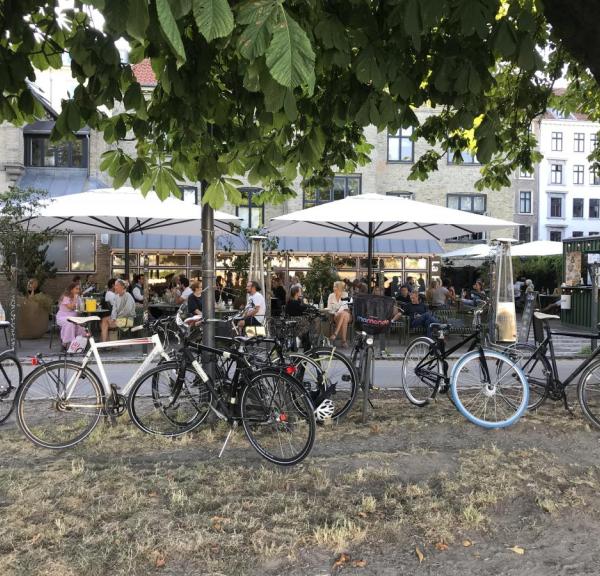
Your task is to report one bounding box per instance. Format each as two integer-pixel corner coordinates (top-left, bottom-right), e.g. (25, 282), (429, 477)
(314, 399), (335, 422)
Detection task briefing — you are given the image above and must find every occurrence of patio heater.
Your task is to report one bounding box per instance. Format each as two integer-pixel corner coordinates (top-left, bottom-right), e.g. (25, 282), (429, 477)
(491, 239), (517, 343)
(248, 235), (269, 316)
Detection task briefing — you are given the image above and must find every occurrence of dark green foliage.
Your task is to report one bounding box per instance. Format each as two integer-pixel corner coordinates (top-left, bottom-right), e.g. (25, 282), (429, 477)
(303, 255), (339, 303)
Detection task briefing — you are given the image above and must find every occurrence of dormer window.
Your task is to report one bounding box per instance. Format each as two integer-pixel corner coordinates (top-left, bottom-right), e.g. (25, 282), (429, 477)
(24, 135), (88, 168)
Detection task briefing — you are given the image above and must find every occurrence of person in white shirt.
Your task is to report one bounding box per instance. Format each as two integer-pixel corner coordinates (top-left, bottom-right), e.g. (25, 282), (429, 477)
(176, 276), (193, 304)
(104, 278), (117, 309)
(238, 280), (266, 329)
(131, 273), (145, 303)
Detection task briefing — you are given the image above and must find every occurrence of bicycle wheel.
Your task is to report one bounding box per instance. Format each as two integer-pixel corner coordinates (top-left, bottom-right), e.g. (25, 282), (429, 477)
(0, 352), (22, 424)
(402, 337), (440, 407)
(240, 369), (316, 466)
(16, 360), (104, 449)
(505, 343), (550, 410)
(578, 359), (600, 428)
(450, 349), (529, 429)
(306, 347), (358, 420)
(128, 361), (212, 436)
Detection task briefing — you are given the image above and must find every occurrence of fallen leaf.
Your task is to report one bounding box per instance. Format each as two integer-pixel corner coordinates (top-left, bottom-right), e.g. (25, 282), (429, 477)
(30, 533), (43, 545)
(369, 424), (381, 434)
(509, 546), (525, 555)
(148, 491), (158, 497)
(435, 542), (449, 551)
(353, 559), (367, 568)
(154, 554), (166, 568)
(358, 511), (368, 518)
(333, 552), (351, 567)
(463, 539), (473, 547)
(415, 546), (425, 563)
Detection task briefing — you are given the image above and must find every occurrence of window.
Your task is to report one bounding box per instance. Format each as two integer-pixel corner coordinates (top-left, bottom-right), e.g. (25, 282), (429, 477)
(572, 231), (584, 237)
(46, 234), (95, 272)
(386, 191), (414, 199)
(573, 164), (584, 185)
(24, 135), (88, 168)
(550, 163), (563, 184)
(180, 185), (198, 204)
(387, 128), (414, 162)
(590, 166), (600, 185)
(518, 225), (531, 243)
(303, 174), (361, 207)
(549, 230), (562, 242)
(590, 231), (600, 236)
(592, 133), (599, 151)
(446, 194), (486, 241)
(550, 196), (563, 218)
(590, 199), (600, 219)
(236, 187), (264, 229)
(518, 168), (534, 179)
(519, 191), (532, 214)
(447, 150), (480, 165)
(573, 198), (584, 218)
(574, 132), (585, 152)
(551, 131), (563, 151)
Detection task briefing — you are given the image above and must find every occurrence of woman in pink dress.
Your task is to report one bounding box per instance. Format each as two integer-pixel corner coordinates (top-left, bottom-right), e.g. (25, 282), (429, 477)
(56, 282), (85, 347)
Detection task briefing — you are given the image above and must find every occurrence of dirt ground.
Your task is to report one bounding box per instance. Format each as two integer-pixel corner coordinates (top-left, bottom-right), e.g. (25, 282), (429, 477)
(1, 392), (600, 576)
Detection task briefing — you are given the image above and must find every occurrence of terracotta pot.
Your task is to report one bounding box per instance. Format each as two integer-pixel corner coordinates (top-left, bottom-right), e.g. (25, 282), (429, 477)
(16, 300), (50, 339)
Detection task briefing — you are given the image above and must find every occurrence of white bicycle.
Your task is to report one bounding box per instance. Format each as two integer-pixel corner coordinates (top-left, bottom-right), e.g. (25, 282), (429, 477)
(16, 315), (208, 449)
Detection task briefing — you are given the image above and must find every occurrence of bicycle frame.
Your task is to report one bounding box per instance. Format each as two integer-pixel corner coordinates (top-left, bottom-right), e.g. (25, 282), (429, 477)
(64, 332), (169, 401)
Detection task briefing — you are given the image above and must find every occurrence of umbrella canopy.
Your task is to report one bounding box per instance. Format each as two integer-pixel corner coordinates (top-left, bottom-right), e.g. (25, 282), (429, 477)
(270, 193), (516, 290)
(24, 187), (239, 277)
(511, 240), (562, 257)
(442, 244), (493, 259)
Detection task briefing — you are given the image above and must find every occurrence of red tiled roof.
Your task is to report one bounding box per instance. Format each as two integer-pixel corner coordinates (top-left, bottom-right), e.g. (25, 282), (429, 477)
(132, 59), (157, 86)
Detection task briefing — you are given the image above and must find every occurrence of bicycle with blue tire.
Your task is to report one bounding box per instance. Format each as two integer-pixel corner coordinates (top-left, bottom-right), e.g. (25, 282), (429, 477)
(402, 305), (529, 429)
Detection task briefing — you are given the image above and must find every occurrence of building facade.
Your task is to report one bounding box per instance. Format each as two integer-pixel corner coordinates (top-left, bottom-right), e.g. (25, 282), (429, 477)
(537, 110), (600, 241)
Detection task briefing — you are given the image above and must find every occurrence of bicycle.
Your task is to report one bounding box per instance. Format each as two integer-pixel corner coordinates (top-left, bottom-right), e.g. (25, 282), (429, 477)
(506, 311), (600, 427)
(128, 314), (316, 466)
(15, 315), (205, 449)
(402, 305), (529, 429)
(0, 348), (22, 425)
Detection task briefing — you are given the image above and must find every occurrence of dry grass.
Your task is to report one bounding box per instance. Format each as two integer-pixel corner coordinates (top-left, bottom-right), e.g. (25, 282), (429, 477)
(1, 394), (600, 575)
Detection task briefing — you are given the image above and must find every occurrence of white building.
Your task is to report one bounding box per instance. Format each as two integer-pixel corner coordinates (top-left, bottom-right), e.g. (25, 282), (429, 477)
(538, 109), (600, 240)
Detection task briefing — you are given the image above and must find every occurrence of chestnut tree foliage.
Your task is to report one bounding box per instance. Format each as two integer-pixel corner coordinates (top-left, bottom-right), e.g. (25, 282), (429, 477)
(1, 0), (599, 208)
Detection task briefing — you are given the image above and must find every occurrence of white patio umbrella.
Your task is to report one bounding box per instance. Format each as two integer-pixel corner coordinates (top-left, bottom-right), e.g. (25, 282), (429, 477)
(442, 244), (493, 259)
(270, 193), (516, 290)
(511, 240), (562, 257)
(25, 187), (239, 277)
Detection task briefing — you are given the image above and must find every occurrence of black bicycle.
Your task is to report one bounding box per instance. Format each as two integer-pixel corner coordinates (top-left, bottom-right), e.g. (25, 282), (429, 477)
(128, 315), (316, 466)
(506, 311), (600, 427)
(0, 348), (22, 424)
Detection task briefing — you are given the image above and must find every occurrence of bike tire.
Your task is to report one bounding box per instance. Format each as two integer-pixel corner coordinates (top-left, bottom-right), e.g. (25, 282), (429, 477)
(450, 349), (529, 429)
(402, 337), (440, 407)
(306, 347), (358, 420)
(0, 352), (22, 424)
(128, 361), (212, 436)
(16, 360), (104, 449)
(577, 359), (600, 429)
(240, 369), (316, 466)
(361, 345), (374, 422)
(504, 343), (550, 410)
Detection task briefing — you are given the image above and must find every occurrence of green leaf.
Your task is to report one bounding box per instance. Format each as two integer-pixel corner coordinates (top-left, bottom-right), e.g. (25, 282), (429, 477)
(155, 167), (180, 200)
(238, 0), (279, 60)
(517, 35), (535, 70)
(123, 82), (142, 110)
(355, 47), (385, 88)
(126, 0), (149, 42)
(193, 0), (234, 42)
(156, 0), (187, 65)
(493, 20), (516, 58)
(202, 180), (227, 208)
(283, 89), (298, 121)
(404, 0), (422, 50)
(112, 161), (132, 189)
(171, 0), (192, 19)
(66, 102), (81, 132)
(265, 7), (315, 89)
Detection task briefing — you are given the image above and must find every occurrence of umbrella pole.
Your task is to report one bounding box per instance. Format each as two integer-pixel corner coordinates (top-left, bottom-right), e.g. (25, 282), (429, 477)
(367, 225), (374, 294)
(124, 217), (130, 281)
(201, 200), (216, 372)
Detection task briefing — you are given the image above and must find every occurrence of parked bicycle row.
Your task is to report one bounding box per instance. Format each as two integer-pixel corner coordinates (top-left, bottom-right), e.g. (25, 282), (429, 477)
(1, 303), (599, 467)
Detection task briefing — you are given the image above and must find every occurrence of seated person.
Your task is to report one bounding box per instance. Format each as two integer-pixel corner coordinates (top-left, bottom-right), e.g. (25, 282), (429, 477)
(103, 278), (117, 310)
(404, 291), (439, 337)
(327, 280), (351, 347)
(175, 276), (192, 305)
(237, 280), (266, 329)
(285, 283), (311, 350)
(462, 281), (487, 307)
(81, 274), (97, 296)
(56, 282), (85, 348)
(101, 279), (136, 341)
(396, 285), (411, 306)
(26, 278), (40, 297)
(431, 280), (450, 308)
(187, 281), (203, 316)
(271, 276), (287, 317)
(130, 273), (145, 304)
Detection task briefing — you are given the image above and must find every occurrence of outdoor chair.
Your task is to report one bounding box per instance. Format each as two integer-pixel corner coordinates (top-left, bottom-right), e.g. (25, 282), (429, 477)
(0, 320), (10, 347)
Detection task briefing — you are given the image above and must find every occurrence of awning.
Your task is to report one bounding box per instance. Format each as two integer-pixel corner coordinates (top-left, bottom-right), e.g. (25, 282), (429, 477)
(17, 168), (106, 197)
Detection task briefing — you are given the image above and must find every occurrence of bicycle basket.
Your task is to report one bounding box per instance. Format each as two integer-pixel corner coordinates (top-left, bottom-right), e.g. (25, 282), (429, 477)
(352, 294), (396, 335)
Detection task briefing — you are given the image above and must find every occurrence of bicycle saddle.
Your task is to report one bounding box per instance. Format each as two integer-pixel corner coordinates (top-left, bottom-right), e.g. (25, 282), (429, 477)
(534, 312), (560, 321)
(429, 322), (450, 331)
(67, 316), (101, 324)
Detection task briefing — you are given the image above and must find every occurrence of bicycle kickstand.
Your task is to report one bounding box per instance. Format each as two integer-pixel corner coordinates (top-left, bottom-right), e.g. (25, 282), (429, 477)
(562, 392), (576, 417)
(218, 421), (238, 458)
